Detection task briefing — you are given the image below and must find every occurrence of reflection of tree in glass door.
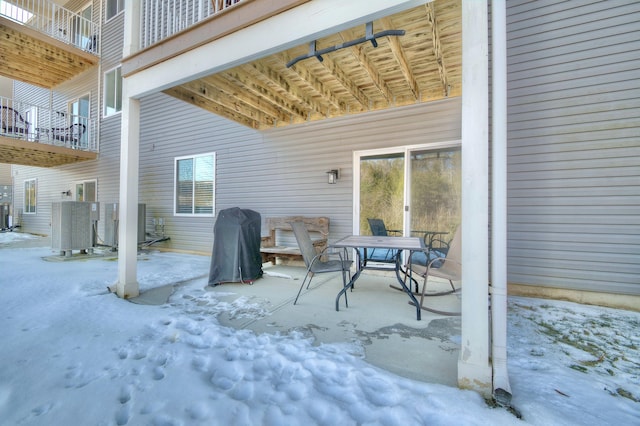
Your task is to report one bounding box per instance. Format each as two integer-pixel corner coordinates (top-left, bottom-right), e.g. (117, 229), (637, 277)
(359, 147), (461, 243)
(409, 148), (461, 242)
(359, 153), (405, 235)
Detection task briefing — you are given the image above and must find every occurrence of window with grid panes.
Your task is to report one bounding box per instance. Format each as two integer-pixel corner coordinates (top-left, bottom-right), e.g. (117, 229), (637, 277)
(174, 153), (215, 216)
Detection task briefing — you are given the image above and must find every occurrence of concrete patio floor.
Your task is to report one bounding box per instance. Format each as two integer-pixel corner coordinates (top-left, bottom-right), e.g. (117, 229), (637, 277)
(6, 234), (461, 387)
(207, 262), (462, 387)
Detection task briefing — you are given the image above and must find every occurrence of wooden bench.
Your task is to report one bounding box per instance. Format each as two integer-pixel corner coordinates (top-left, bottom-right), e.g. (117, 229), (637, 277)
(260, 216), (329, 265)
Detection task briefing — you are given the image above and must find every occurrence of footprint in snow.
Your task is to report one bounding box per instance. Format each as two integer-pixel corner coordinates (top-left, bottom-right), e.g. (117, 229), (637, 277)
(210, 364), (242, 391)
(64, 365), (98, 389)
(31, 402), (54, 417)
(176, 319), (205, 336)
(118, 385), (132, 404)
(186, 402), (210, 420)
(115, 404), (130, 426)
(152, 366), (165, 381)
(229, 381), (254, 401)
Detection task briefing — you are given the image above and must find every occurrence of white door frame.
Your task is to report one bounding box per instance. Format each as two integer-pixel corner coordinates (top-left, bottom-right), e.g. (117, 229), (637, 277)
(73, 178), (98, 202)
(352, 140), (461, 236)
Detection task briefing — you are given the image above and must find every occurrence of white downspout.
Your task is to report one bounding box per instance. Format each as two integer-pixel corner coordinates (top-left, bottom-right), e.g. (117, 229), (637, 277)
(491, 0), (512, 405)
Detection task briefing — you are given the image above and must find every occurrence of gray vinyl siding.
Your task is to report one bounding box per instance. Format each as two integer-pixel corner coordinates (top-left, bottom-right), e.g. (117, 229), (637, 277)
(12, 0), (637, 300)
(506, 0), (640, 295)
(101, 10), (124, 70)
(93, 4), (124, 210)
(12, 70), (103, 236)
(0, 164), (10, 185)
(11, 0), (124, 241)
(11, 133), (120, 240)
(12, 81), (50, 106)
(138, 93), (462, 254)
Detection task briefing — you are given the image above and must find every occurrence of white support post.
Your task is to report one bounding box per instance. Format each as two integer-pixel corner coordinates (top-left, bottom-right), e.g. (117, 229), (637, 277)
(491, 0), (512, 405)
(114, 0), (143, 299)
(458, 0), (492, 395)
(116, 84), (140, 299)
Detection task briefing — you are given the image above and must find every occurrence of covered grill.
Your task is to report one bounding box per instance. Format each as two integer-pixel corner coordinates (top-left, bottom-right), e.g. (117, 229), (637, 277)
(208, 207), (263, 285)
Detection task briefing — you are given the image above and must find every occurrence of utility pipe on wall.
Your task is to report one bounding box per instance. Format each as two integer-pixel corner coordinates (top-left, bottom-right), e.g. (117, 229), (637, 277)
(491, 0), (512, 406)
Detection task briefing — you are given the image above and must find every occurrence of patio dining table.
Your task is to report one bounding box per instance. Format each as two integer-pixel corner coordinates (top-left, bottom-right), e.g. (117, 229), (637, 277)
(330, 235), (426, 320)
(386, 228), (449, 248)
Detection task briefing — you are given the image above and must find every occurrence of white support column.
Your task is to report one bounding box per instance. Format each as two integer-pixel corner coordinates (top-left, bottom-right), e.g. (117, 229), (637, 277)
(491, 0), (512, 405)
(116, 83), (140, 299)
(114, 0), (142, 299)
(458, 0), (492, 395)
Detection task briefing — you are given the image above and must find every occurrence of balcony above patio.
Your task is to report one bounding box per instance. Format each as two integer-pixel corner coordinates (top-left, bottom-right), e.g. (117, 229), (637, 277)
(0, 0), (99, 88)
(122, 0), (462, 130)
(0, 97), (97, 167)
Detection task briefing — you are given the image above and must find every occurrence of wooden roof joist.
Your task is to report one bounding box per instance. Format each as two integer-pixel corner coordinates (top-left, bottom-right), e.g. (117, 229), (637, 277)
(0, 19), (98, 88)
(162, 0), (461, 130)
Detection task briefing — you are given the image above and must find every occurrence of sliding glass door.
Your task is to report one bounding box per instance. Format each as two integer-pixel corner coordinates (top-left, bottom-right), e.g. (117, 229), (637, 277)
(358, 151), (405, 236)
(355, 143), (461, 246)
(408, 147), (461, 245)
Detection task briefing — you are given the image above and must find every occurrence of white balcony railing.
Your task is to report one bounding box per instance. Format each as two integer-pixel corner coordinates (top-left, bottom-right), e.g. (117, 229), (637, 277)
(0, 0), (99, 54)
(1, 96), (97, 152)
(141, 0), (243, 49)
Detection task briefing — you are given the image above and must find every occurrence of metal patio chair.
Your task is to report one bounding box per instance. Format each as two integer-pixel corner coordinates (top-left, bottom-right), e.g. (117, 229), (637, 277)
(367, 217), (427, 293)
(1, 106), (30, 136)
(291, 221), (352, 305)
(367, 218), (402, 237)
(365, 218), (401, 263)
(51, 123), (86, 148)
(408, 226), (461, 316)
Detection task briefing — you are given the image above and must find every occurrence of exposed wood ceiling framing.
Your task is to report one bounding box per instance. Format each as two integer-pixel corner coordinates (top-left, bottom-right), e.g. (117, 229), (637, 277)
(164, 0), (461, 130)
(0, 136), (97, 167)
(0, 17), (98, 89)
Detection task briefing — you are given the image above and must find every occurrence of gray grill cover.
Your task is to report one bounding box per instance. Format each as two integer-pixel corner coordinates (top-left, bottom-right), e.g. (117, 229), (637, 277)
(208, 207), (263, 285)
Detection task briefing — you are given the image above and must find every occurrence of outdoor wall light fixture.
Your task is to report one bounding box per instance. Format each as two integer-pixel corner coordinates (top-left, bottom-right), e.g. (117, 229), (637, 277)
(326, 169), (339, 184)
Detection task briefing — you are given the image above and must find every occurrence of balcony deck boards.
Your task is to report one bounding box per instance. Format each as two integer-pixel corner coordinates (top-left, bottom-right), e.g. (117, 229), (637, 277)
(0, 136), (97, 167)
(0, 17), (98, 89)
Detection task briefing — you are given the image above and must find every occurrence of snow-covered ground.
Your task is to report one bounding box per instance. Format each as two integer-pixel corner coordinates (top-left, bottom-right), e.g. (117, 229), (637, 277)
(1, 232), (638, 425)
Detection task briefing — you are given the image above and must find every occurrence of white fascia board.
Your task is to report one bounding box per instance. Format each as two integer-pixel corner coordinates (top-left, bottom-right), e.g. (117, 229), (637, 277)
(125, 0), (428, 99)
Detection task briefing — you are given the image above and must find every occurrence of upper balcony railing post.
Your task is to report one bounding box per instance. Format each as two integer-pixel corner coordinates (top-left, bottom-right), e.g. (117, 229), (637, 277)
(140, 0), (241, 50)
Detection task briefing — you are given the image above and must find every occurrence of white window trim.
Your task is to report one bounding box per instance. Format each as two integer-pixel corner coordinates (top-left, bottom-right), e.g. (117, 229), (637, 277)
(352, 140), (461, 236)
(105, 0), (124, 22)
(24, 178), (37, 215)
(69, 93), (91, 116)
(103, 66), (122, 118)
(69, 94), (91, 136)
(73, 179), (98, 202)
(174, 152), (216, 217)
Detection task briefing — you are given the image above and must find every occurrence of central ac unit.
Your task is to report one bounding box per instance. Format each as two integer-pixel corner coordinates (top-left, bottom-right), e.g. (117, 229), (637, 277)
(104, 203), (146, 248)
(51, 201), (97, 257)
